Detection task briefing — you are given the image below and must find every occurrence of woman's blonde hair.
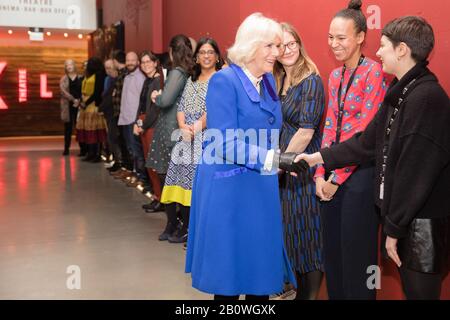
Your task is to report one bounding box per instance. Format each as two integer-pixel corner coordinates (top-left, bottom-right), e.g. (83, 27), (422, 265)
(274, 23), (320, 92)
(64, 59), (77, 74)
(227, 13), (282, 67)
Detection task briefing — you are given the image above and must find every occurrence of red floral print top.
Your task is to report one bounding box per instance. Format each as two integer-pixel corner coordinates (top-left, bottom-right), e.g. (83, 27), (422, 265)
(315, 57), (388, 185)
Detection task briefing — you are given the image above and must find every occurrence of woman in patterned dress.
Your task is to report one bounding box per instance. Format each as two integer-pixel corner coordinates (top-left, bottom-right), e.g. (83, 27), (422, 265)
(159, 38), (224, 243)
(273, 23), (325, 300)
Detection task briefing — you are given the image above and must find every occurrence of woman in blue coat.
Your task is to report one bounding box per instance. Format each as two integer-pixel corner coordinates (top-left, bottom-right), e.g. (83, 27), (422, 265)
(185, 13), (300, 300)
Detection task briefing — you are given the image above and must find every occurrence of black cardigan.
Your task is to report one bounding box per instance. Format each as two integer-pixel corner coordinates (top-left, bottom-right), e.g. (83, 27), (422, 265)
(320, 61), (450, 239)
(140, 76), (162, 130)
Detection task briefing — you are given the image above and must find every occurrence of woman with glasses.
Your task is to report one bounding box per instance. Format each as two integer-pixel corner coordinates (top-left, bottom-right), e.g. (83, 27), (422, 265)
(158, 38), (224, 244)
(273, 22), (325, 300)
(315, 0), (388, 299)
(186, 13), (298, 300)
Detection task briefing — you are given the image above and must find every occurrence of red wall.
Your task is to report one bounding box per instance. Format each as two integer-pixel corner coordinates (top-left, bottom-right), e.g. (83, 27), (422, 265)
(163, 0), (450, 93)
(102, 0), (161, 53)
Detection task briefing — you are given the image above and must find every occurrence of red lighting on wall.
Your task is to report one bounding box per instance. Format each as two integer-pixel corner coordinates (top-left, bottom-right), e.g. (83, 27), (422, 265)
(40, 74), (53, 98)
(18, 69), (27, 103)
(0, 62), (7, 109)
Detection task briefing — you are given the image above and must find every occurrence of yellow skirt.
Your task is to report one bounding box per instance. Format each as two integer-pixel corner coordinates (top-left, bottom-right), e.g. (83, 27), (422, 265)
(160, 185), (191, 207)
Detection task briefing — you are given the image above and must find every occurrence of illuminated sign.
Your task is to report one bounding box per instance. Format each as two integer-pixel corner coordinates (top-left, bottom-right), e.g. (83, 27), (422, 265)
(0, 62), (7, 110)
(40, 74), (53, 98)
(18, 69), (27, 102)
(0, 0), (97, 32)
(0, 61), (54, 110)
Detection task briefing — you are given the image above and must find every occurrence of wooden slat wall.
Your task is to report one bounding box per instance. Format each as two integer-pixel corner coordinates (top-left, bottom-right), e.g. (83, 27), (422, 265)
(0, 46), (87, 137)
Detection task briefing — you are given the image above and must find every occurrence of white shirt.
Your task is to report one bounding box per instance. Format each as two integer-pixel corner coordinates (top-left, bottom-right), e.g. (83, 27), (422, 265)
(242, 67), (263, 94)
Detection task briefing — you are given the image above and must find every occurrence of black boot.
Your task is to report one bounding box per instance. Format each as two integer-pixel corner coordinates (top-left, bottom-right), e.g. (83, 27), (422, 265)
(158, 222), (177, 241)
(78, 143), (87, 157)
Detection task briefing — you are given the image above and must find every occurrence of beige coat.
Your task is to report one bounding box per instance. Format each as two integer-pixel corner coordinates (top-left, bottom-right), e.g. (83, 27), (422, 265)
(60, 74), (81, 122)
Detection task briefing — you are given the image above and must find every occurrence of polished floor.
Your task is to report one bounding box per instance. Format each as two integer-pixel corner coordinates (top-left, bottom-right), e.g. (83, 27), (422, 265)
(1, 137), (449, 300)
(0, 136), (208, 299)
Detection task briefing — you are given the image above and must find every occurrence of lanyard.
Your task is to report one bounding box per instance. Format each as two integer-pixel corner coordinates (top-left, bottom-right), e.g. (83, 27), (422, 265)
(335, 55), (365, 144)
(379, 77), (417, 200)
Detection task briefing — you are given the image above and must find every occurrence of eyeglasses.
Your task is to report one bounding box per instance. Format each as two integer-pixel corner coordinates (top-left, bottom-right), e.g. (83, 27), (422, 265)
(284, 41), (299, 51)
(198, 50), (216, 56)
(264, 42), (286, 54)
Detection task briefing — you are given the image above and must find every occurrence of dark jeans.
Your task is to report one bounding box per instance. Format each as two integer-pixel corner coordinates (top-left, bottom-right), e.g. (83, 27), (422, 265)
(121, 124), (148, 182)
(63, 106), (80, 151)
(321, 164), (380, 300)
(106, 115), (123, 165)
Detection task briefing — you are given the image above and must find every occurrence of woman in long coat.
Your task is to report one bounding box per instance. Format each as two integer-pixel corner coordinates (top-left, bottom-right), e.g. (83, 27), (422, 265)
(186, 13), (297, 300)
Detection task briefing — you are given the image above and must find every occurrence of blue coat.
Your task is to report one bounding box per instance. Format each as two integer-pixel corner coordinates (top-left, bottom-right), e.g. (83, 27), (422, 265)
(185, 64), (296, 295)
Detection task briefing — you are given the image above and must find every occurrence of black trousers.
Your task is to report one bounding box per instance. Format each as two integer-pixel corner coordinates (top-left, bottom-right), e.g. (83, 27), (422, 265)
(106, 115), (122, 164)
(63, 106), (79, 151)
(118, 124), (133, 170)
(321, 164), (380, 300)
(399, 266), (443, 299)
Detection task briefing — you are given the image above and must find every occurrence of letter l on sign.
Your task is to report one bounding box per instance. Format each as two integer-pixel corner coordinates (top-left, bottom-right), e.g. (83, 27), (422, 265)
(0, 62), (8, 109)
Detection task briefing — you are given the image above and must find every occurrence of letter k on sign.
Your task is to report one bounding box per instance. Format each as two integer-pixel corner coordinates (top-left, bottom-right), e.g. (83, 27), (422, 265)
(0, 62), (8, 110)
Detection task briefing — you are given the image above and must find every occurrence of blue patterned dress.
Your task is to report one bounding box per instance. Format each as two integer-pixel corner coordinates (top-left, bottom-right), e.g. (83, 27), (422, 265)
(279, 74), (325, 274)
(160, 77), (208, 206)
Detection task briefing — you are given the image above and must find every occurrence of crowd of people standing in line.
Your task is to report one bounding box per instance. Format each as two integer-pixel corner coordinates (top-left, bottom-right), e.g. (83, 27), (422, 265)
(60, 0), (449, 300)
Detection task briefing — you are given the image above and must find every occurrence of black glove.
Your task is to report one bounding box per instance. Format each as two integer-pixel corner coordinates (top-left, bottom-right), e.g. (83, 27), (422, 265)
(275, 152), (310, 175)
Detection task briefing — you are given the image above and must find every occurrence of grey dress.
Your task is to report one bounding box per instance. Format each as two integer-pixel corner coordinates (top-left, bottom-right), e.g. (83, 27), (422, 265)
(146, 67), (188, 174)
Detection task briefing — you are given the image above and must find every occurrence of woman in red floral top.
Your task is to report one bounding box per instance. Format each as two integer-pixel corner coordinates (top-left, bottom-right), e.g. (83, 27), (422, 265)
(314, 0), (388, 300)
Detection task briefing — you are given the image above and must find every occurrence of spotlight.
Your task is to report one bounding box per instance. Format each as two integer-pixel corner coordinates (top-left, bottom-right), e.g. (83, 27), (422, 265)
(78, 34), (83, 39)
(46, 31), (51, 36)
(64, 33), (68, 38)
(8, 30), (13, 35)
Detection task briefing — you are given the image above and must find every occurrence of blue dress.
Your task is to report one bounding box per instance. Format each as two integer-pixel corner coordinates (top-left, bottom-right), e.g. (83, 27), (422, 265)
(278, 74), (325, 274)
(185, 64), (296, 296)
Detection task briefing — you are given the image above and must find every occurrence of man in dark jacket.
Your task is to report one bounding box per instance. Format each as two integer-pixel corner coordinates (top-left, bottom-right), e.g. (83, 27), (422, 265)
(99, 59), (121, 172)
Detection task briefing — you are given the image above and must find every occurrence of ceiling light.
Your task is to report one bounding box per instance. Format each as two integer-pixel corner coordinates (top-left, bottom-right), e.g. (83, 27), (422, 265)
(8, 30), (13, 35)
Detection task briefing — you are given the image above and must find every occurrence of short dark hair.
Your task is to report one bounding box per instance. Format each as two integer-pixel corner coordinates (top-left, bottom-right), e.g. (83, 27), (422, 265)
(112, 50), (126, 64)
(192, 37), (224, 82)
(382, 16), (434, 63)
(334, 0), (367, 34)
(169, 34), (194, 75)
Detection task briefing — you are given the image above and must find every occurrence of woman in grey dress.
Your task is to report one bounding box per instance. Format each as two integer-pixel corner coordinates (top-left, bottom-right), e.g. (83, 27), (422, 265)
(146, 34), (194, 239)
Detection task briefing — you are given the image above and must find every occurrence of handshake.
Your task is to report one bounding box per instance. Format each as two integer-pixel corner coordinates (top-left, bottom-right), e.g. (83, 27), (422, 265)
(269, 151), (325, 176)
(273, 151), (310, 176)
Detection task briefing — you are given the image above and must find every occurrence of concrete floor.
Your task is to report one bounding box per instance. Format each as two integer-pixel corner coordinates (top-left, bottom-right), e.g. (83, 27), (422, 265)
(0, 136), (209, 299)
